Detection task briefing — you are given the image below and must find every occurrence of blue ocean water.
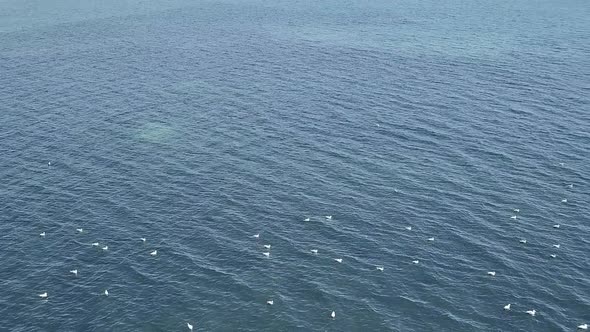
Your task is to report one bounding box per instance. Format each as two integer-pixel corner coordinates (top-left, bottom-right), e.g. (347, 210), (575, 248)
(1, 0), (589, 330)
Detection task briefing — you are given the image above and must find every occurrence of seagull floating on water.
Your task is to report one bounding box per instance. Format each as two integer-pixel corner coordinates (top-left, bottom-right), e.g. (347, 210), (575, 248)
(427, 237), (435, 241)
(562, 199), (568, 203)
(104, 289), (109, 296)
(519, 239), (527, 244)
(550, 254), (557, 258)
(412, 260), (419, 264)
(263, 244), (271, 249)
(526, 309), (536, 316)
(504, 304), (511, 310)
(39, 292), (48, 298)
(187, 322), (193, 331)
(325, 216), (332, 220)
(304, 217), (310, 222)
(263, 252), (270, 257)
(331, 311), (336, 319)
(553, 224), (560, 229)
(511, 215), (517, 220)
(405, 226), (412, 231)
(578, 324), (588, 330)
(334, 258), (343, 263)
(376, 266), (384, 271)
(266, 300), (273, 305)
(310, 249), (318, 254)
(70, 269), (78, 276)
(568, 184), (574, 188)
(514, 209), (520, 213)
(253, 234), (260, 239)
(487, 271), (496, 276)
(553, 244), (560, 249)
(150, 250), (157, 256)
(140, 238), (146, 243)
(92, 242), (99, 247)
(40, 232), (46, 237)
(76, 228), (83, 233)
(101, 246), (108, 251)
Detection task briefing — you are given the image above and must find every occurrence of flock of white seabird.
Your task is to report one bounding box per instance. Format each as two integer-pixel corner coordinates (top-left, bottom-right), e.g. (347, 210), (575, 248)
(291, 179), (585, 328)
(252, 229), (341, 321)
(36, 233), (158, 304)
(34, 164), (585, 330)
(498, 176), (586, 328)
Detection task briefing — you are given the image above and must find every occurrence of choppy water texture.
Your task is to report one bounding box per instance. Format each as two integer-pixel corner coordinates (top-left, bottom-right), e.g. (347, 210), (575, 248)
(1, 0), (589, 331)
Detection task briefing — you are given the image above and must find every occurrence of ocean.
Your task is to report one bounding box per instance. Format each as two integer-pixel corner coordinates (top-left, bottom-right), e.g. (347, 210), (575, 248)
(0, 0), (589, 330)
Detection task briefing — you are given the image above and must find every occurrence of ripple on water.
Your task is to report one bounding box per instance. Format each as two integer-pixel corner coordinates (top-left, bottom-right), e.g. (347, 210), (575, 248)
(1, 0), (589, 331)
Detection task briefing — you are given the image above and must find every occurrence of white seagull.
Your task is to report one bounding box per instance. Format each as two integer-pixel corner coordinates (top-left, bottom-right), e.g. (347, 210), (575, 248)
(376, 266), (384, 271)
(267, 300), (273, 305)
(553, 244), (560, 249)
(578, 324), (588, 330)
(187, 322), (193, 331)
(334, 258), (343, 263)
(405, 226), (412, 231)
(263, 252), (270, 257)
(511, 215), (517, 220)
(304, 217), (310, 221)
(487, 271), (496, 276)
(104, 289), (109, 296)
(76, 228), (83, 233)
(427, 237), (435, 241)
(39, 292), (48, 298)
(514, 209), (520, 213)
(310, 249), (318, 254)
(526, 309), (536, 316)
(504, 303), (511, 310)
(101, 245), (108, 251)
(253, 233), (260, 238)
(519, 239), (527, 244)
(568, 184), (574, 188)
(550, 254), (557, 258)
(70, 269), (78, 276)
(331, 311), (336, 319)
(92, 242), (99, 247)
(325, 216), (332, 220)
(412, 260), (419, 264)
(562, 199), (568, 203)
(150, 250), (158, 256)
(140, 238), (146, 243)
(553, 224), (560, 229)
(263, 244), (271, 249)
(40, 232), (46, 237)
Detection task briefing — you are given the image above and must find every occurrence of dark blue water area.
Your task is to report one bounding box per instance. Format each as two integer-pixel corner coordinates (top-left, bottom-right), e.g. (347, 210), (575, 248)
(0, 0), (589, 330)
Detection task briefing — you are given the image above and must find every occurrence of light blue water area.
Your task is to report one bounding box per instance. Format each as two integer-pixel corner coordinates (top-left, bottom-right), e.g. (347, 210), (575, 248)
(1, 0), (589, 330)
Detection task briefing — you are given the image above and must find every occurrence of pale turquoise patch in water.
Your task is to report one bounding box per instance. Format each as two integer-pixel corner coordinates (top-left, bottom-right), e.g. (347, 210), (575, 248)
(136, 122), (176, 143)
(270, 24), (517, 59)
